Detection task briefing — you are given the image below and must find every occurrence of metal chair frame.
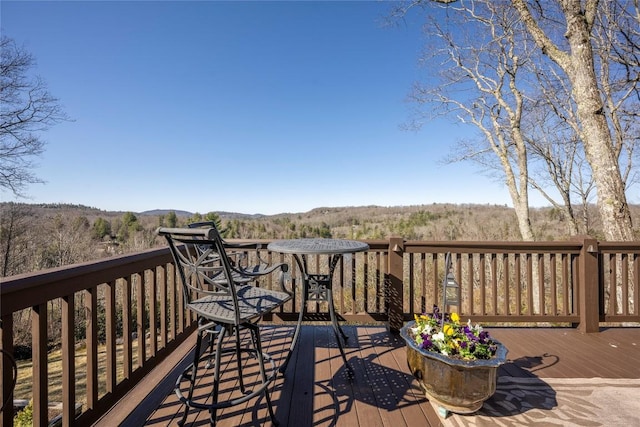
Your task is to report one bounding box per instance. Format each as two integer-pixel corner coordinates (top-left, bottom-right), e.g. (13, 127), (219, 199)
(157, 226), (291, 426)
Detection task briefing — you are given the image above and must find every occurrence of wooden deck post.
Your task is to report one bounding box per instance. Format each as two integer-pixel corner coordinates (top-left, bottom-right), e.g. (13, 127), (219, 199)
(577, 236), (600, 333)
(387, 236), (405, 333)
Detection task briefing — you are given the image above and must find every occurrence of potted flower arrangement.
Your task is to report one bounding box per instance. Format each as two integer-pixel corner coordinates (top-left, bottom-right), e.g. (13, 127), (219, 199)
(400, 305), (508, 417)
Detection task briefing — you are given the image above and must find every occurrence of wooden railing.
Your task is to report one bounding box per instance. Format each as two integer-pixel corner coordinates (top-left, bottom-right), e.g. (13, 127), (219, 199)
(1, 236), (638, 425)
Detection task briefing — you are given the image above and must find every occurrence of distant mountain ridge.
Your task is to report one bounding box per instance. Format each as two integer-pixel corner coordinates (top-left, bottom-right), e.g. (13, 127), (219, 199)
(0, 203), (266, 220)
(138, 209), (193, 217)
(138, 209), (267, 220)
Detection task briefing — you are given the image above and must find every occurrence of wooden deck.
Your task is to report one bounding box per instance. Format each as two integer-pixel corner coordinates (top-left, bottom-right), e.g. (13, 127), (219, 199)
(95, 325), (640, 427)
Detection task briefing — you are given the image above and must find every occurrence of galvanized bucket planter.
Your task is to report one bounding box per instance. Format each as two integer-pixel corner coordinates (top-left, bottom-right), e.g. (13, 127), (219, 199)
(400, 321), (508, 417)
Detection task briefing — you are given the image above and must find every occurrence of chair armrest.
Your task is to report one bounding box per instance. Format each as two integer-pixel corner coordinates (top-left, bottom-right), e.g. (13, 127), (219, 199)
(230, 262), (292, 296)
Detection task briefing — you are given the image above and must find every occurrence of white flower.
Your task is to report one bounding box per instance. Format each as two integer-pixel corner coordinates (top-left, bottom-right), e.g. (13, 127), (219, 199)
(432, 332), (445, 342)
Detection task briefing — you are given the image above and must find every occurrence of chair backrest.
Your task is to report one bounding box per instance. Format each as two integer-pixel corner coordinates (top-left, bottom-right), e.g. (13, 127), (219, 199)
(157, 226), (239, 310)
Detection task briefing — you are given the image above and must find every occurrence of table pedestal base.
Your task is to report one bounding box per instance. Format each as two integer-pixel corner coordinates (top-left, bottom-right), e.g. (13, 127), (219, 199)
(279, 273), (352, 376)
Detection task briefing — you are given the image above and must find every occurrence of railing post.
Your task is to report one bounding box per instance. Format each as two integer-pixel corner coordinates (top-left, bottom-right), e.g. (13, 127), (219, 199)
(387, 236), (405, 333)
(577, 236), (600, 333)
(1, 313), (16, 425)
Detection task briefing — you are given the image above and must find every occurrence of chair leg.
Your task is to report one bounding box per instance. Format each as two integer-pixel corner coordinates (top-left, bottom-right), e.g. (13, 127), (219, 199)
(179, 326), (205, 426)
(279, 283), (308, 374)
(250, 324), (278, 426)
(205, 325), (217, 369)
(234, 327), (246, 394)
(209, 324), (227, 426)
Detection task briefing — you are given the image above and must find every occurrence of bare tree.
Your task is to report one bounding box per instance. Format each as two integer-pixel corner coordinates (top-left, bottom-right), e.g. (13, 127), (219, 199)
(0, 35), (67, 197)
(522, 65), (590, 236)
(509, 0), (635, 240)
(0, 202), (34, 276)
(591, 0), (640, 193)
(399, 0), (638, 241)
(405, 1), (537, 240)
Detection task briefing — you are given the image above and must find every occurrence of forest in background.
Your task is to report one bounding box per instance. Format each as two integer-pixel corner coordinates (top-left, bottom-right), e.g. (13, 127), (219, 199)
(2, 201), (640, 279)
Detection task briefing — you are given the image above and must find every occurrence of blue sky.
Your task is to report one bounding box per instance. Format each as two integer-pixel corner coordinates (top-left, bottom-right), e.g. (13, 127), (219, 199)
(1, 0), (518, 215)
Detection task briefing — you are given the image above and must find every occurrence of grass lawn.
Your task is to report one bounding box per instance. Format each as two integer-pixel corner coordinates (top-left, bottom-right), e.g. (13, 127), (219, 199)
(14, 338), (148, 422)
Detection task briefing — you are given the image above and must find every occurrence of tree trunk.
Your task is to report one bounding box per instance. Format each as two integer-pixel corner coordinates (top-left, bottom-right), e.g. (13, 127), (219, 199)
(562, 2), (634, 241)
(511, 0), (634, 241)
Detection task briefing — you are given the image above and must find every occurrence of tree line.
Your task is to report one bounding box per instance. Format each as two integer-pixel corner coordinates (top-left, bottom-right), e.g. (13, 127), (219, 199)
(2, 202), (639, 278)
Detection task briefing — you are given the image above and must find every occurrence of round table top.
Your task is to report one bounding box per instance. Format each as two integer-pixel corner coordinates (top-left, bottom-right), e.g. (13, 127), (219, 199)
(267, 238), (369, 255)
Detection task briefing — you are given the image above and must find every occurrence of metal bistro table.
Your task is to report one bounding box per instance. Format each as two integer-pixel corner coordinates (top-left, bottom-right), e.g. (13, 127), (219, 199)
(267, 238), (369, 374)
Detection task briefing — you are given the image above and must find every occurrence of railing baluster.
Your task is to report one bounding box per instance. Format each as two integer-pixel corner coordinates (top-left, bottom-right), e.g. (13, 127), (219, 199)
(158, 265), (167, 349)
(572, 253), (580, 318)
(538, 254), (545, 316)
(609, 253), (617, 315)
(515, 253), (522, 316)
(123, 275), (132, 379)
(150, 268), (158, 357)
(374, 252), (384, 313)
(479, 253), (486, 315)
(167, 264), (180, 340)
(350, 257), (358, 314)
(503, 254), (510, 315)
(526, 253), (533, 316)
(466, 253), (476, 315)
(621, 253), (629, 316)
(491, 253), (498, 315)
(409, 253), (415, 316)
(86, 286), (99, 409)
(364, 253), (371, 313)
(106, 280), (116, 393)
(432, 253), (439, 311)
(550, 253), (557, 315)
(62, 294), (75, 425)
(176, 265), (185, 336)
(32, 302), (48, 426)
(136, 271), (145, 367)
(380, 251), (386, 314)
(338, 255), (345, 313)
(562, 254), (569, 316)
(634, 253), (639, 316)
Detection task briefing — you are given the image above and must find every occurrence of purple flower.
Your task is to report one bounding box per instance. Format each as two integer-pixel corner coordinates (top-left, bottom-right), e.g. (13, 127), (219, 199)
(432, 305), (441, 321)
(421, 338), (433, 350)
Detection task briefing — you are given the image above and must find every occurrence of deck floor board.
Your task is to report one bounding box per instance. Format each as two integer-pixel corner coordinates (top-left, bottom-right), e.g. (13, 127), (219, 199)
(98, 325), (640, 427)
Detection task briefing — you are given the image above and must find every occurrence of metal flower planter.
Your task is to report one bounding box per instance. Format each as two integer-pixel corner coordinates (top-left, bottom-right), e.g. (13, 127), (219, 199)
(400, 321), (508, 417)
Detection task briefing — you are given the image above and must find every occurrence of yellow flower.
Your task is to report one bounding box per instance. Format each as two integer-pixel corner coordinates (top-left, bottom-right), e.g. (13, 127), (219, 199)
(451, 312), (460, 323)
(443, 324), (454, 336)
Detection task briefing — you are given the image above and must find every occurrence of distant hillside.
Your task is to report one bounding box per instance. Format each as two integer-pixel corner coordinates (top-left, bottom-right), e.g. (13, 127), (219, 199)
(4, 201), (639, 242)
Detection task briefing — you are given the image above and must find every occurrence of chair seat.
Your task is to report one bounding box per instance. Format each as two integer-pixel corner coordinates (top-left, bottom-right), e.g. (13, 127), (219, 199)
(188, 285), (291, 324)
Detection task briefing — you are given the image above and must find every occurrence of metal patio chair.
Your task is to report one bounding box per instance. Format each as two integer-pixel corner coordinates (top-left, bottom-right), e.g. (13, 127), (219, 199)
(157, 226), (291, 426)
(187, 221), (271, 274)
